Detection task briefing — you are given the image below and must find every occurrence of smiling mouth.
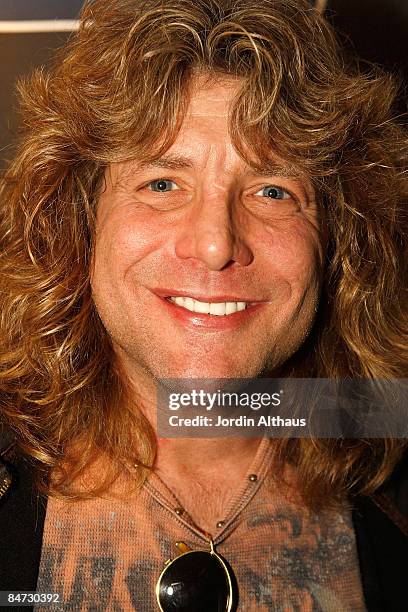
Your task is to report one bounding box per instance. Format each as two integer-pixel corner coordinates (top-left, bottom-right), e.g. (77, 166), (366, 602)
(165, 296), (253, 316)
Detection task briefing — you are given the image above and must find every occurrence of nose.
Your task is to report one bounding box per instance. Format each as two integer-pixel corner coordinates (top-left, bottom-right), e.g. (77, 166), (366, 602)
(174, 190), (254, 271)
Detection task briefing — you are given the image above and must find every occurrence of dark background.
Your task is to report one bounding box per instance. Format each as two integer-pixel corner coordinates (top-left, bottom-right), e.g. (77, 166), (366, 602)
(0, 1), (82, 167)
(0, 0), (407, 168)
(327, 0), (408, 105)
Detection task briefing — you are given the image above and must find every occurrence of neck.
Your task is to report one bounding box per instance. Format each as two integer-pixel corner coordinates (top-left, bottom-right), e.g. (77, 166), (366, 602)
(119, 357), (262, 482)
(117, 359), (265, 531)
(155, 436), (261, 481)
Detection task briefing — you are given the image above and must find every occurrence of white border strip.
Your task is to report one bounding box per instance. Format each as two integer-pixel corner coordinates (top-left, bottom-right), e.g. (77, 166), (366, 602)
(0, 20), (79, 33)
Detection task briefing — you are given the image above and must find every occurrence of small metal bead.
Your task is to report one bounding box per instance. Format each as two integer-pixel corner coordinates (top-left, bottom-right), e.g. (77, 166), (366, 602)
(174, 507), (184, 516)
(216, 520), (225, 528)
(248, 474), (258, 482)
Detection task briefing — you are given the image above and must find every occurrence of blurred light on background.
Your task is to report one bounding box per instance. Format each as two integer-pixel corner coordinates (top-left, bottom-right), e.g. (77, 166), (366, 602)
(0, 20), (79, 32)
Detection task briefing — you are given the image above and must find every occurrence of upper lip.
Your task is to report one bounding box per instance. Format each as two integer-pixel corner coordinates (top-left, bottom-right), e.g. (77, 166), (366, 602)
(150, 288), (264, 303)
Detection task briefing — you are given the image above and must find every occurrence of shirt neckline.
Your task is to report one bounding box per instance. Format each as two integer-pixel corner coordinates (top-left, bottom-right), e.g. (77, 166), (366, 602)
(143, 436), (274, 546)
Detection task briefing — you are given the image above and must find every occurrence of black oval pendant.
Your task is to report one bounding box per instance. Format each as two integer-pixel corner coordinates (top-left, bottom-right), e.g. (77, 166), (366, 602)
(157, 550), (233, 612)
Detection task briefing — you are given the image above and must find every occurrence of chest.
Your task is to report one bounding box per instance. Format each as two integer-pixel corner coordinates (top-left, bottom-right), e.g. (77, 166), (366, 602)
(34, 483), (367, 611)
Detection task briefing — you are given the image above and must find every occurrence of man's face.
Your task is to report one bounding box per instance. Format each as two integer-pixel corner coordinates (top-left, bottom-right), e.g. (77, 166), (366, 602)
(91, 76), (325, 384)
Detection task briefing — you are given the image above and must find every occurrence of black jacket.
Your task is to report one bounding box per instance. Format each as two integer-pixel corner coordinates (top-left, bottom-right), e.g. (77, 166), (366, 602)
(0, 439), (407, 612)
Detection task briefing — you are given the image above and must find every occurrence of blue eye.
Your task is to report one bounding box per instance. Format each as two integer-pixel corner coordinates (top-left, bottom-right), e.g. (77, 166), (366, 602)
(255, 186), (291, 199)
(148, 179), (178, 192)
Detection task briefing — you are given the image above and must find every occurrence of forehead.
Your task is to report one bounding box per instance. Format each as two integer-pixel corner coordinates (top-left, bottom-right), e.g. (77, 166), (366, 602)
(145, 75), (297, 173)
(109, 73), (308, 183)
(185, 74), (241, 118)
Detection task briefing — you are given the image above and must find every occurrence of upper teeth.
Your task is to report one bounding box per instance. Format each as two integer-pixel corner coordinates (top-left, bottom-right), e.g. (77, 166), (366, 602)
(169, 297), (247, 316)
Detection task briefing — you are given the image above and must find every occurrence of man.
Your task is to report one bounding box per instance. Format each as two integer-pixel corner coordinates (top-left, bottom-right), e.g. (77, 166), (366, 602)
(0, 0), (407, 610)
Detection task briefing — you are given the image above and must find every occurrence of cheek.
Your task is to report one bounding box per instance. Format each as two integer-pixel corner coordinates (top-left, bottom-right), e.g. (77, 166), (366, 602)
(257, 221), (323, 290)
(91, 210), (167, 285)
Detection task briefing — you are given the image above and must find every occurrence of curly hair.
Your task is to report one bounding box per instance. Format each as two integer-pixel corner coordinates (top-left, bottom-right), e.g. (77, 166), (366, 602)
(0, 0), (407, 509)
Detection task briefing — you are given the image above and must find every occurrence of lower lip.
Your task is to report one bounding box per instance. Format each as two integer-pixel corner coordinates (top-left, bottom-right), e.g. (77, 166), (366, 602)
(154, 295), (267, 331)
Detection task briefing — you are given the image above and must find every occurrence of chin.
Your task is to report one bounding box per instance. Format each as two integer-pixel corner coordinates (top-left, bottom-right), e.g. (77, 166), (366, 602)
(156, 359), (264, 382)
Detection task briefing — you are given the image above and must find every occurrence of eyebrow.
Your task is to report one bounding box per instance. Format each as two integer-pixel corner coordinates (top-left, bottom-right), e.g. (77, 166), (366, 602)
(245, 164), (302, 179)
(138, 155), (193, 171)
(137, 155), (302, 178)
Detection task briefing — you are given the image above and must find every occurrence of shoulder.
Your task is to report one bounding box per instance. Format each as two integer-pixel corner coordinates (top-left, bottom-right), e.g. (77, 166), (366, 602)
(0, 424), (16, 500)
(0, 423), (16, 456)
(352, 448), (408, 536)
(0, 425), (47, 591)
(371, 449), (408, 534)
(0, 425), (43, 511)
(352, 451), (408, 612)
